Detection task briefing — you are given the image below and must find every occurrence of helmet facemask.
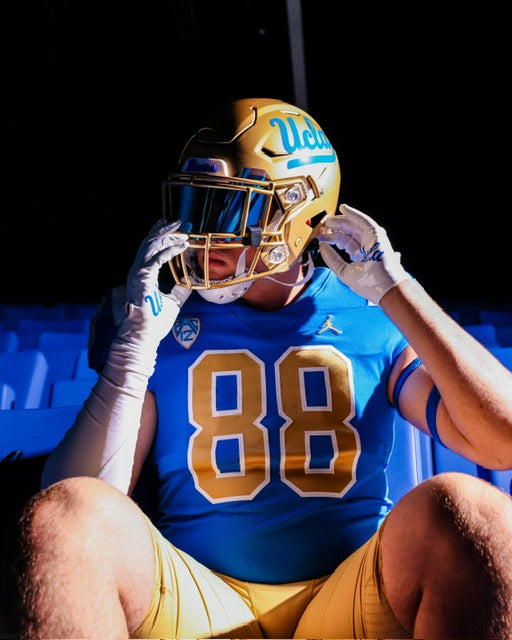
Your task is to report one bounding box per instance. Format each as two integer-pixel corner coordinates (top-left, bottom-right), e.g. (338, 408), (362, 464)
(162, 169), (323, 293)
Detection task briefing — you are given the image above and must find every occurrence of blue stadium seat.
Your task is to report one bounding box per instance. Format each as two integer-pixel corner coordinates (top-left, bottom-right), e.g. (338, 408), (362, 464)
(0, 350), (48, 408)
(35, 347), (86, 407)
(479, 310), (512, 326)
(73, 348), (97, 379)
(489, 346), (512, 371)
(446, 309), (461, 323)
(37, 331), (89, 349)
(475, 467), (512, 495)
(386, 416), (434, 504)
(50, 378), (97, 408)
(496, 326), (512, 347)
(0, 382), (15, 409)
(432, 441), (479, 476)
(463, 323), (498, 347)
(447, 303), (481, 326)
(16, 319), (90, 350)
(55, 303), (97, 320)
(0, 304), (68, 331)
(17, 318), (91, 334)
(0, 405), (79, 460)
(0, 330), (19, 353)
(432, 444), (512, 496)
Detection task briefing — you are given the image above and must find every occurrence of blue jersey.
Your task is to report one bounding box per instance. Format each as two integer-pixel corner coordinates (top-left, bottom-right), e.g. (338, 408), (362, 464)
(135, 268), (407, 583)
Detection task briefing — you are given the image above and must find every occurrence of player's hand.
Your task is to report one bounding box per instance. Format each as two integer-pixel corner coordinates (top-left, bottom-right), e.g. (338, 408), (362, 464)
(119, 219), (191, 349)
(318, 204), (410, 304)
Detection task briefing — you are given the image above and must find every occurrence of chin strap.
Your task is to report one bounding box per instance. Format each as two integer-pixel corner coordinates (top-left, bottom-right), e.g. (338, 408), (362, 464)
(197, 250), (315, 304)
(264, 252), (315, 288)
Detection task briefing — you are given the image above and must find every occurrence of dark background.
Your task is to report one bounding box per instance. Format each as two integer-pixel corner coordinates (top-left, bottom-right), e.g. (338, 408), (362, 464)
(2, 1), (509, 308)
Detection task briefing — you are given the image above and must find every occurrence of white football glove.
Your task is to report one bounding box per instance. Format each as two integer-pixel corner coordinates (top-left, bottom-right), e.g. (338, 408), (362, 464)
(118, 219), (191, 356)
(42, 219), (191, 493)
(318, 204), (410, 305)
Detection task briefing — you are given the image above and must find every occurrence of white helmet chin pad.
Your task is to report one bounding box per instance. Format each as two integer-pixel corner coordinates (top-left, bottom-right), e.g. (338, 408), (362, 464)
(197, 280), (253, 304)
(195, 249), (253, 304)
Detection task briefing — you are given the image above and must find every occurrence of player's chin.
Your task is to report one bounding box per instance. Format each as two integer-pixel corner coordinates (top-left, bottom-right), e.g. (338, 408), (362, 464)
(207, 265), (235, 281)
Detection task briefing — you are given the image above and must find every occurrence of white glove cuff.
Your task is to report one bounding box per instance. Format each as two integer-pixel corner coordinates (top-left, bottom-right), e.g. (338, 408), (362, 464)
(367, 257), (410, 304)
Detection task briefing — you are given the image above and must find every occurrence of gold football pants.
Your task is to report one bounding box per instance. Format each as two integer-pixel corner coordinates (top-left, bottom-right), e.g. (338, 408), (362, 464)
(134, 516), (409, 638)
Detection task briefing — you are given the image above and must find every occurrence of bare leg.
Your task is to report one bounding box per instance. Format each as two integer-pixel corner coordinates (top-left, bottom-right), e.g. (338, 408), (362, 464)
(382, 472), (512, 639)
(9, 476), (154, 639)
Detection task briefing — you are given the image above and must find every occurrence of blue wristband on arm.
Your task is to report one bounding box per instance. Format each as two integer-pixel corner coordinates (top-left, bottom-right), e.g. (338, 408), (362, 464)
(426, 385), (446, 447)
(392, 357), (422, 418)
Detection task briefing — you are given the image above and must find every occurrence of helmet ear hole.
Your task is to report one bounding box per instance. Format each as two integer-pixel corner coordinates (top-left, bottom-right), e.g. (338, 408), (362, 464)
(309, 211), (328, 230)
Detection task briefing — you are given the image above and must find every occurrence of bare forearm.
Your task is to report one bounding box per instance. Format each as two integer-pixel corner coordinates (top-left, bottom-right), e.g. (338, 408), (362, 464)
(381, 279), (512, 467)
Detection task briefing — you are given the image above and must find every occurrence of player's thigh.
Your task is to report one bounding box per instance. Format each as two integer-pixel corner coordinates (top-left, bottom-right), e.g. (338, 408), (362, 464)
(380, 472), (512, 632)
(133, 519), (263, 639)
(294, 524), (409, 639)
(10, 476), (155, 633)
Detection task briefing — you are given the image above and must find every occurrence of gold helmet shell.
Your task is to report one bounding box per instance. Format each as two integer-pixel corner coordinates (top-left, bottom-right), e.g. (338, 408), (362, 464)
(162, 98), (341, 291)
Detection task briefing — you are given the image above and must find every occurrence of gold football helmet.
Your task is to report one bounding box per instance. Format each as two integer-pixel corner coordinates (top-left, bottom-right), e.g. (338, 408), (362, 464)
(162, 98), (341, 298)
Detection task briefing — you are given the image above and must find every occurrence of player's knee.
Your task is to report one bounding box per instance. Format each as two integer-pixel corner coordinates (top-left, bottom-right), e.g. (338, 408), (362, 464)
(395, 472), (512, 570)
(2, 479), (107, 611)
(400, 472), (509, 528)
(421, 471), (510, 523)
(383, 473), (512, 636)
(400, 473), (512, 628)
(16, 477), (123, 552)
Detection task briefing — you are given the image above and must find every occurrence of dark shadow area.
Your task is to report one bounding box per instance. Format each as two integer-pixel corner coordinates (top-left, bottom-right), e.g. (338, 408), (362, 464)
(2, 2), (509, 308)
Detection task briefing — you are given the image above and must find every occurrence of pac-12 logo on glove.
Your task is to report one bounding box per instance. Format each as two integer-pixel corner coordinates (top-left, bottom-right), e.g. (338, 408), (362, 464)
(318, 204), (410, 305)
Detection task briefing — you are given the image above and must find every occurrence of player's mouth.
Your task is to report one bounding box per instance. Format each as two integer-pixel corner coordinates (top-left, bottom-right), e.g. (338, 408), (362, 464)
(207, 252), (226, 266)
(203, 251), (235, 277)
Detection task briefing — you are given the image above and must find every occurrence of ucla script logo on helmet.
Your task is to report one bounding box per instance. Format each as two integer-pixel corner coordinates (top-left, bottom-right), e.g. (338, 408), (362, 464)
(172, 318), (200, 349)
(269, 116), (336, 169)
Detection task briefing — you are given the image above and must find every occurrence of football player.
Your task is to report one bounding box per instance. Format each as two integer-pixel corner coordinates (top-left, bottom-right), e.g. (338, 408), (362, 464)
(9, 99), (512, 638)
